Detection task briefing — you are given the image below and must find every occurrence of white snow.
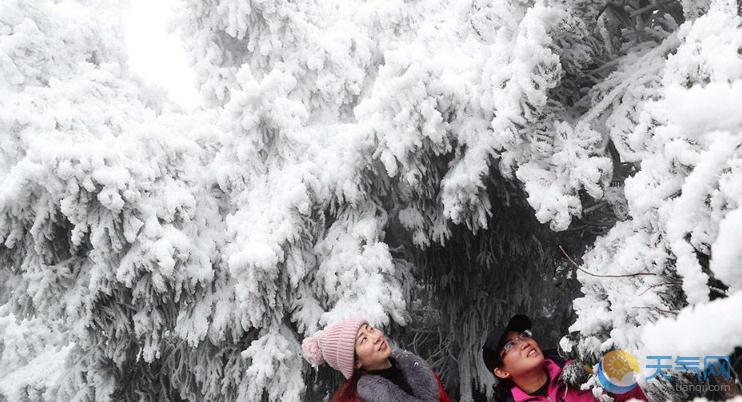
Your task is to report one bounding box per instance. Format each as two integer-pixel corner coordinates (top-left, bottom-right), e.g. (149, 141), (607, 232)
(641, 291), (742, 357)
(3, 0), (742, 401)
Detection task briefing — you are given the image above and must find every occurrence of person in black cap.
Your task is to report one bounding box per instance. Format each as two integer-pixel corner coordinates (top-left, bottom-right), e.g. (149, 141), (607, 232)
(481, 314), (647, 402)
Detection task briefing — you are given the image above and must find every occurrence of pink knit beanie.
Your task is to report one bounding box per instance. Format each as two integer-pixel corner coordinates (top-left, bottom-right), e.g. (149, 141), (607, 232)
(301, 319), (367, 379)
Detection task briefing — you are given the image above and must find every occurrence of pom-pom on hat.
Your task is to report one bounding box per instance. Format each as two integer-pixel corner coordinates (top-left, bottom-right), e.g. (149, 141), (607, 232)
(301, 319), (367, 379)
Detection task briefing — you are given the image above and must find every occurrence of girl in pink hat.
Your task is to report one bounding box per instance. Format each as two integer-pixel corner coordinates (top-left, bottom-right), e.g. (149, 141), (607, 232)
(302, 319), (451, 402)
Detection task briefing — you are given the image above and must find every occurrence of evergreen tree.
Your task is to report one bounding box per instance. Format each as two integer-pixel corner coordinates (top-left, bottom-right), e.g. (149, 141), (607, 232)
(2, 0), (742, 401)
(566, 1), (742, 399)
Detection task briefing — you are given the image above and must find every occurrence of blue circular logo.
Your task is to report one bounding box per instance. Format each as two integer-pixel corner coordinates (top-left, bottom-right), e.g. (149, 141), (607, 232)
(596, 350), (640, 394)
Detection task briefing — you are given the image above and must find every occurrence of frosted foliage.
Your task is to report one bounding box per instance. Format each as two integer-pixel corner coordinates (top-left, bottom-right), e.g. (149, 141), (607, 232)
(642, 291), (742, 357)
(3, 0), (411, 400)
(0, 310), (72, 401)
(240, 326), (305, 401)
(213, 62), (409, 338)
(516, 122), (611, 231)
(683, 0), (713, 19)
(183, 0), (613, 234)
(177, 0), (378, 116)
(312, 206), (406, 327)
(0, 0), (123, 91)
(571, 0), (742, 372)
(3, 0), (742, 401)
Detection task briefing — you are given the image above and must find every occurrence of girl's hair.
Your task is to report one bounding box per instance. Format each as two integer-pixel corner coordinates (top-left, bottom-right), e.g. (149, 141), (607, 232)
(331, 371), (362, 402)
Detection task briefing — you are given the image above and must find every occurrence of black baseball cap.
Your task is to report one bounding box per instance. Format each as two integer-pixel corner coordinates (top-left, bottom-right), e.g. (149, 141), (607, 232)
(482, 314), (532, 373)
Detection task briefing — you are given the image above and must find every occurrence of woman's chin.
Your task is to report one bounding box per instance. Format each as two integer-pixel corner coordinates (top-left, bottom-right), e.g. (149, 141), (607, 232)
(379, 345), (392, 360)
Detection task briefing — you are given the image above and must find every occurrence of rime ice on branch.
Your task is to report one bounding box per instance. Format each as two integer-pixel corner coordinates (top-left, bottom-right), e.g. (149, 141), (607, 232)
(2, 0), (742, 401)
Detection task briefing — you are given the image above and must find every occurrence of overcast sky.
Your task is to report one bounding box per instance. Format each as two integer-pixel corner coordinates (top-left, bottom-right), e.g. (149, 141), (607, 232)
(123, 0), (201, 110)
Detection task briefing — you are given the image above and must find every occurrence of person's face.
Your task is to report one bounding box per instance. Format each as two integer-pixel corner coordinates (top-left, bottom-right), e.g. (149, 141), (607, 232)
(493, 330), (544, 380)
(354, 323), (392, 371)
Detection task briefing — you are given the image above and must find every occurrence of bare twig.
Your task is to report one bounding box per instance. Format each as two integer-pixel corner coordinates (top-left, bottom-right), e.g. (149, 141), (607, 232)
(631, 306), (677, 315)
(637, 281), (681, 296)
(559, 245), (657, 278)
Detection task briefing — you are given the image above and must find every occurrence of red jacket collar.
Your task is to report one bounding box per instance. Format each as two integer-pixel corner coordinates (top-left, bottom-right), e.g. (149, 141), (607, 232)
(510, 359), (564, 402)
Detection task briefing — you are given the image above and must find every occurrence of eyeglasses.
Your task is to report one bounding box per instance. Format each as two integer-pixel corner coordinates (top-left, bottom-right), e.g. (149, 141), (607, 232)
(500, 330), (532, 358)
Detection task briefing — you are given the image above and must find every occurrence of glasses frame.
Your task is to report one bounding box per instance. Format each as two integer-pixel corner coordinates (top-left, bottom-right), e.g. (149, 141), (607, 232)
(499, 329), (533, 358)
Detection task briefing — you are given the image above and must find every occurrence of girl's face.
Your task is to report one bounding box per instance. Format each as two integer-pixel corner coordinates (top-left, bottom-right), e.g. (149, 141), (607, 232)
(495, 331), (545, 379)
(354, 323), (392, 371)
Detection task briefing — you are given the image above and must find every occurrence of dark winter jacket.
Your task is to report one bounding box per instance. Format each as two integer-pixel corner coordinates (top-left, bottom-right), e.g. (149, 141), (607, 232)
(357, 349), (449, 402)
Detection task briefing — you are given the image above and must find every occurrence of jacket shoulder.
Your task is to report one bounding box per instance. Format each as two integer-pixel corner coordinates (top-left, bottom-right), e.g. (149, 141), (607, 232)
(357, 374), (388, 401)
(392, 348), (430, 368)
(359, 349), (439, 402)
(357, 374), (425, 402)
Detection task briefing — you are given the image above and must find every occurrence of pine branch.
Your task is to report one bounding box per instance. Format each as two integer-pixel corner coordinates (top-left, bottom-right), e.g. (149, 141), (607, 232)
(637, 281), (681, 296)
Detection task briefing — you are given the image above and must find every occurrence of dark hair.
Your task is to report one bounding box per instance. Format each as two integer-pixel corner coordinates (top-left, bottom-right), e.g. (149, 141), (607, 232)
(331, 371), (362, 402)
(332, 352), (367, 402)
(482, 344), (504, 373)
(493, 378), (515, 402)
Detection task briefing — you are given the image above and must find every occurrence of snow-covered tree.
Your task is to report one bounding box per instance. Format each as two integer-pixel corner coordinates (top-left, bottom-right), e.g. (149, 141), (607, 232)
(3, 0), (742, 401)
(0, 0), (222, 399)
(3, 0), (407, 400)
(563, 0), (742, 400)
